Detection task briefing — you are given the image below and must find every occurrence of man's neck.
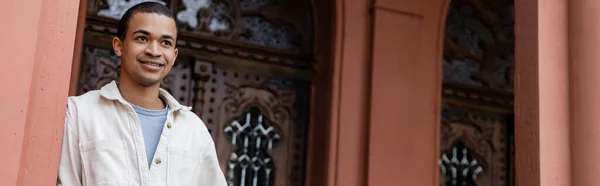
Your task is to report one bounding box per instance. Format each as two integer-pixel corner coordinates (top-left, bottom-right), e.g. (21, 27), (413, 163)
(118, 77), (165, 110)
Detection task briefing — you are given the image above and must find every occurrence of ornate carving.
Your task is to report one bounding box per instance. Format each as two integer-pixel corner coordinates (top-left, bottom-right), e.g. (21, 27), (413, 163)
(174, 0), (311, 53)
(224, 107), (280, 186)
(218, 83), (293, 186)
(161, 60), (194, 105)
(191, 60), (213, 131)
(78, 46), (121, 94)
(95, 0), (167, 20)
(219, 83), (295, 132)
(239, 16), (299, 50)
(87, 0), (314, 52)
(440, 106), (510, 186)
(84, 17), (314, 69)
(193, 60), (309, 186)
(441, 82), (514, 112)
(243, 0), (313, 53)
(176, 0), (213, 30)
(443, 0), (514, 90)
(441, 2), (515, 181)
(439, 141), (484, 185)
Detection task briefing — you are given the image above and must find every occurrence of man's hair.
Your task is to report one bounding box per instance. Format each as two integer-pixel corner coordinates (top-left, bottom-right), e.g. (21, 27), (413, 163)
(116, 2), (176, 40)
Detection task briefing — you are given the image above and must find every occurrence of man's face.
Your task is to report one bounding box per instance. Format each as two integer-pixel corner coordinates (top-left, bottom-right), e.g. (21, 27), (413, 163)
(112, 12), (178, 86)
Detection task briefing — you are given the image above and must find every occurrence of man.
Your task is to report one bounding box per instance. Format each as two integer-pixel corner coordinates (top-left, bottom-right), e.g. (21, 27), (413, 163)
(57, 2), (227, 186)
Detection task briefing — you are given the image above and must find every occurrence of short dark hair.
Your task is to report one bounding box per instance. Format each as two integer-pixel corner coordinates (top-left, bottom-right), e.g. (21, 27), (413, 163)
(116, 2), (176, 40)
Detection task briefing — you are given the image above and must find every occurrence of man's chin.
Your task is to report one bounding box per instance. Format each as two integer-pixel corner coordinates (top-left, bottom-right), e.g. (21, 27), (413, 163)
(139, 81), (161, 87)
(134, 76), (163, 87)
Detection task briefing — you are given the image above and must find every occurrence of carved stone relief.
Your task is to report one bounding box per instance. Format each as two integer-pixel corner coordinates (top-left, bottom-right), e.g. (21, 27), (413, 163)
(441, 1), (515, 184)
(174, 0), (310, 52)
(161, 60), (194, 105)
(439, 105), (510, 186)
(85, 0), (315, 68)
(96, 0), (167, 20)
(443, 0), (514, 90)
(78, 46), (122, 94)
(193, 60), (309, 186)
(176, 0), (213, 30)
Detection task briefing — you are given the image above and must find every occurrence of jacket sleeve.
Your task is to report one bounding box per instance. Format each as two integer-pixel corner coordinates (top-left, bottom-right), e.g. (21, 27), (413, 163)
(198, 135), (228, 186)
(57, 98), (83, 186)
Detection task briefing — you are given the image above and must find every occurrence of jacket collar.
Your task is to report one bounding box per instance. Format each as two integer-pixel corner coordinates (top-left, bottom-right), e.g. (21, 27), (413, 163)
(99, 80), (191, 111)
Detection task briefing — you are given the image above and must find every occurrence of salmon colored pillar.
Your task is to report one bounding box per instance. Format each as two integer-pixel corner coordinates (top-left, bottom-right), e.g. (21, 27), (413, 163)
(514, 0), (571, 185)
(0, 0), (80, 185)
(569, 0), (600, 185)
(0, 1), (42, 184)
(368, 0), (445, 185)
(325, 0), (372, 185)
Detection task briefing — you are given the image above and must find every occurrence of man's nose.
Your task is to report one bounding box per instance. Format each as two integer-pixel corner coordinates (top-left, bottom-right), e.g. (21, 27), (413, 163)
(145, 41), (161, 57)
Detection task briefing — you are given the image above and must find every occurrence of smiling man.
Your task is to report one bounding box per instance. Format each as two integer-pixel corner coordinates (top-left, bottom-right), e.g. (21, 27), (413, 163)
(57, 2), (226, 186)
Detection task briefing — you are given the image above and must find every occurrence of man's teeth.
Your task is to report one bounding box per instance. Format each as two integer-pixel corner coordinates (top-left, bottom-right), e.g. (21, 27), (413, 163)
(143, 62), (161, 66)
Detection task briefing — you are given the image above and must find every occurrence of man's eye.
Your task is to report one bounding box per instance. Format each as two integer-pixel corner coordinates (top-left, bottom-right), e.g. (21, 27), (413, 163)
(162, 41), (172, 46)
(136, 36), (147, 42)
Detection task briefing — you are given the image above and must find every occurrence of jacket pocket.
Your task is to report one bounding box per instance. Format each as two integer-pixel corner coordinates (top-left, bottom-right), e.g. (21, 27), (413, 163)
(80, 140), (130, 186)
(167, 146), (202, 185)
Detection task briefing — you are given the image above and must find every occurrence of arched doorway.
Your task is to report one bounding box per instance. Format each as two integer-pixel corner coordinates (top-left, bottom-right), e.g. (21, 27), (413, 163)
(363, 0), (537, 185)
(363, 0), (571, 184)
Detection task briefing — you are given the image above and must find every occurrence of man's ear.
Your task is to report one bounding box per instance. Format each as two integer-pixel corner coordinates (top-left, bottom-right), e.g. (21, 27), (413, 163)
(112, 37), (123, 57)
(172, 48), (179, 65)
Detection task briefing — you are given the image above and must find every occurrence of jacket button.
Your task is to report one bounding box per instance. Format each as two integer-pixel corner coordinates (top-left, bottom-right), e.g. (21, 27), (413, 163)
(155, 158), (162, 164)
(167, 122), (172, 129)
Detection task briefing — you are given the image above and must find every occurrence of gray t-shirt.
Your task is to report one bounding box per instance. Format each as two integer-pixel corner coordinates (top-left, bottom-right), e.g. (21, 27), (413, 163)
(129, 100), (168, 168)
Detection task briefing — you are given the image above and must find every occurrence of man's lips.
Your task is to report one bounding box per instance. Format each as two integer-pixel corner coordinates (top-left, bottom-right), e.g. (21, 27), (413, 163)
(138, 60), (165, 67)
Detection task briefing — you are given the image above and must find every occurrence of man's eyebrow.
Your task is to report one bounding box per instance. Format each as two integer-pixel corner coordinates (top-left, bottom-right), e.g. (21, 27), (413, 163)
(132, 29), (150, 35)
(132, 29), (174, 40)
(162, 34), (175, 40)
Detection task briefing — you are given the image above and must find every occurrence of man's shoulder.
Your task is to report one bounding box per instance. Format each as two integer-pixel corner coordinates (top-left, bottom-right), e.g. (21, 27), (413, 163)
(175, 109), (211, 132)
(68, 90), (100, 104)
(64, 90), (107, 130)
(176, 109), (205, 125)
(66, 90), (105, 108)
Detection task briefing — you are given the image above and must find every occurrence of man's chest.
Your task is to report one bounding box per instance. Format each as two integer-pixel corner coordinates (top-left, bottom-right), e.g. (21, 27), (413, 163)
(76, 109), (207, 186)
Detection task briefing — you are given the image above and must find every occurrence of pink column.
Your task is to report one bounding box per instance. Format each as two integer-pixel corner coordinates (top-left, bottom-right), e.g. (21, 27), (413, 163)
(0, 1), (42, 184)
(569, 0), (600, 185)
(0, 0), (80, 185)
(69, 0), (88, 96)
(515, 0), (571, 186)
(368, 0), (444, 185)
(328, 0), (372, 185)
